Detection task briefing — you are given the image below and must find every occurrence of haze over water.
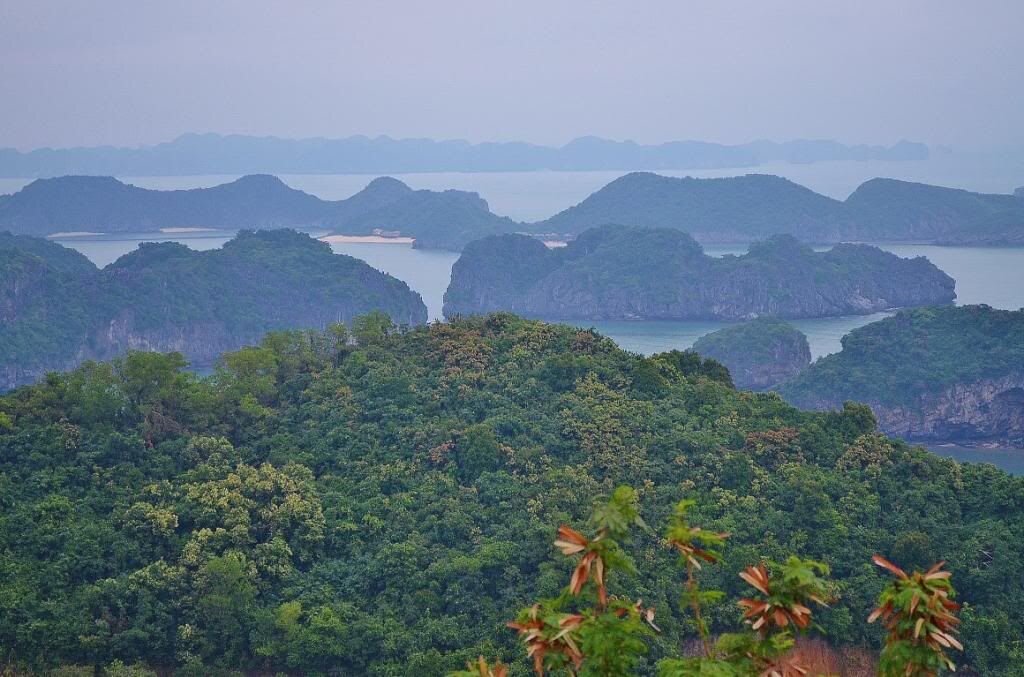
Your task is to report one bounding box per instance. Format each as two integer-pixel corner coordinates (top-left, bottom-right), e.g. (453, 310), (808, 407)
(45, 165), (1024, 354)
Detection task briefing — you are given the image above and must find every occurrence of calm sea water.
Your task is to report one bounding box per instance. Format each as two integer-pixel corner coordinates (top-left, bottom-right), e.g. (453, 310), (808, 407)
(927, 446), (1024, 476)
(54, 233), (1024, 356)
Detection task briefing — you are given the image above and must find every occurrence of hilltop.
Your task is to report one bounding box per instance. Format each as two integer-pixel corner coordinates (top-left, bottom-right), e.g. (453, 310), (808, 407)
(443, 226), (956, 320)
(0, 314), (1021, 673)
(0, 229), (426, 390)
(692, 317), (811, 390)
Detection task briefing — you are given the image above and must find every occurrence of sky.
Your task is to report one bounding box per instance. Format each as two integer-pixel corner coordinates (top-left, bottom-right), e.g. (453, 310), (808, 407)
(1, 1), (1022, 151)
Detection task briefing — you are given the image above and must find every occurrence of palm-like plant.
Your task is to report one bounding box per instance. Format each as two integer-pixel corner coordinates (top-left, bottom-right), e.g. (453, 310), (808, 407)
(869, 555), (962, 676)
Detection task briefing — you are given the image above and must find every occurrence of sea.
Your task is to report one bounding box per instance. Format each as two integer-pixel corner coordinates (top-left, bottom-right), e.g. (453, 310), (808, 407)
(4, 160), (1022, 471)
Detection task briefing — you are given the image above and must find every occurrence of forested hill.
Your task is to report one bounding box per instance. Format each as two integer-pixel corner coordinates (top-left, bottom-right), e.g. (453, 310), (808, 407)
(443, 226), (955, 320)
(0, 314), (1021, 674)
(692, 317), (811, 391)
(781, 305), (1024, 445)
(533, 173), (1024, 245)
(0, 175), (515, 249)
(0, 229), (426, 390)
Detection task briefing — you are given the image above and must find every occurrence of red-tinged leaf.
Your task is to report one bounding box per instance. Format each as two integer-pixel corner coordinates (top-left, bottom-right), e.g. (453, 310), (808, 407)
(554, 526), (589, 555)
(569, 559), (590, 595)
(872, 553), (908, 579)
(532, 650), (543, 677)
(925, 560), (947, 575)
(867, 606), (885, 624)
(554, 540), (586, 556)
(914, 617), (925, 639)
(925, 570), (952, 581)
(739, 568), (770, 595)
(773, 608), (788, 627)
(556, 525), (588, 545)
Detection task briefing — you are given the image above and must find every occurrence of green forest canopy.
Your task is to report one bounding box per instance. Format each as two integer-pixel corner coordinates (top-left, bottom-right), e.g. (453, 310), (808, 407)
(1, 314), (1022, 674)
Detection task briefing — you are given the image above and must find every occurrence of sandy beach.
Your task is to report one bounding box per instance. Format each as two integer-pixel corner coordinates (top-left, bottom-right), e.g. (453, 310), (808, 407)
(47, 231), (105, 238)
(320, 234), (416, 244)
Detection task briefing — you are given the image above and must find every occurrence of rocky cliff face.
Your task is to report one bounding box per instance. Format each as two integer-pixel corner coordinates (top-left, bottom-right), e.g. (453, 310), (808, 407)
(444, 227), (956, 321)
(793, 373), (1024, 446)
(0, 230), (428, 391)
(874, 373), (1024, 445)
(692, 318), (811, 391)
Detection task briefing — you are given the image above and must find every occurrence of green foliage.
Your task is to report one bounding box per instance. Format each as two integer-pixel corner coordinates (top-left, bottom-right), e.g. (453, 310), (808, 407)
(0, 230), (426, 385)
(869, 556), (962, 676)
(651, 350), (734, 388)
(0, 315), (1019, 674)
(444, 225), (954, 320)
(692, 318), (810, 391)
(509, 490), (835, 676)
(782, 304), (1024, 408)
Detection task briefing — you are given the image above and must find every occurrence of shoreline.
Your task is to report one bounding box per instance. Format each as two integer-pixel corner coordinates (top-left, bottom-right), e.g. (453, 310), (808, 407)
(320, 234), (416, 244)
(47, 231), (105, 238)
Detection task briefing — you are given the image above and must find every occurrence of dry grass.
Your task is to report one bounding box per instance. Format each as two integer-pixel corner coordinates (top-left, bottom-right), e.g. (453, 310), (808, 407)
(788, 637), (876, 676)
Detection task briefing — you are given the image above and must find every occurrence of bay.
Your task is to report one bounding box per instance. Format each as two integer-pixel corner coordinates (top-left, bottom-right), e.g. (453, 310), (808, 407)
(42, 166), (1024, 350)
(39, 170), (1024, 472)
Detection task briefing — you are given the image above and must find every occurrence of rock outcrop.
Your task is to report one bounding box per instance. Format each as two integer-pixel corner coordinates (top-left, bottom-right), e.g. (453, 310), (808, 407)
(443, 226), (956, 321)
(0, 230), (427, 391)
(692, 318), (811, 391)
(781, 305), (1024, 446)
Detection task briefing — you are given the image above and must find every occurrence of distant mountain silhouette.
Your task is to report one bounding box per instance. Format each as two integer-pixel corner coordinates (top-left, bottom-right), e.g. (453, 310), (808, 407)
(0, 133), (928, 177)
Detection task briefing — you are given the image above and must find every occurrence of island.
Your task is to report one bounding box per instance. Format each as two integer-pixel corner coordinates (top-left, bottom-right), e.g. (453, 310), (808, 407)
(2, 172), (1022, 251)
(0, 229), (427, 390)
(0, 175), (514, 250)
(532, 173), (1024, 246)
(780, 305), (1024, 446)
(691, 317), (811, 391)
(442, 226), (956, 320)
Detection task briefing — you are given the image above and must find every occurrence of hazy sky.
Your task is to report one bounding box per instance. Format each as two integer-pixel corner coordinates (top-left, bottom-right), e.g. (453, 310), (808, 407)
(1, 1), (1022, 151)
